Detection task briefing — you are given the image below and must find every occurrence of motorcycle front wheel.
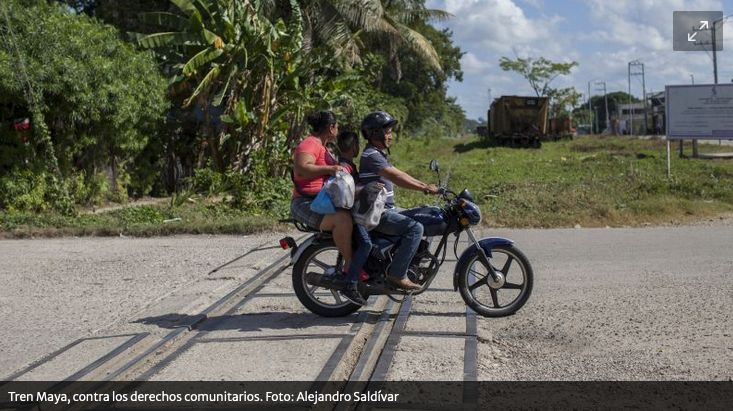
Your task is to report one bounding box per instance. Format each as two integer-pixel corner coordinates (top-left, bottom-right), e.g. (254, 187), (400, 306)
(457, 244), (533, 317)
(292, 239), (362, 317)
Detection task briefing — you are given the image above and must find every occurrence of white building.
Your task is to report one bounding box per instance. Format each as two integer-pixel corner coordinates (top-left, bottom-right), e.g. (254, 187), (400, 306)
(619, 103), (646, 135)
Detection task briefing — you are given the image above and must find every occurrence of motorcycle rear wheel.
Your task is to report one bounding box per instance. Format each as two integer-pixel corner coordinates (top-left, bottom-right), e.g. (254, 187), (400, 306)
(292, 239), (362, 317)
(457, 244), (533, 317)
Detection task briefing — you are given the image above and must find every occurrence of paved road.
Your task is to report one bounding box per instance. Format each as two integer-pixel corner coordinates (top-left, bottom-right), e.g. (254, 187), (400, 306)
(0, 225), (731, 384)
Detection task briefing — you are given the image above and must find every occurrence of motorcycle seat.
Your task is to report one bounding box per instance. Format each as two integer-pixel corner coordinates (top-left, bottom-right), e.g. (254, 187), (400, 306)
(279, 218), (324, 233)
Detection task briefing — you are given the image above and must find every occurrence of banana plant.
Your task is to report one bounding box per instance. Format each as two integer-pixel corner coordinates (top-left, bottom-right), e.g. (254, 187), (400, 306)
(135, 0), (304, 175)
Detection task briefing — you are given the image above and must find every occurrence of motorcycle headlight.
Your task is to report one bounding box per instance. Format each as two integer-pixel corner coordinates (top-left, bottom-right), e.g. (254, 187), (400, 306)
(459, 188), (475, 202)
(460, 200), (482, 225)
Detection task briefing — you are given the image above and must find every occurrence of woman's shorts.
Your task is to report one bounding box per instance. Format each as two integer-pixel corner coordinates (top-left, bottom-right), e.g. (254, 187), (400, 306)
(290, 196), (325, 230)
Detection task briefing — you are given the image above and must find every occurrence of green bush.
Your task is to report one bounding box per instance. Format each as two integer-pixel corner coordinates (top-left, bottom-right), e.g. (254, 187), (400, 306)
(0, 168), (48, 212)
(228, 147), (292, 215)
(188, 167), (225, 197)
(108, 205), (167, 225)
(64, 171), (112, 206)
(0, 168), (78, 215)
(0, 0), (167, 201)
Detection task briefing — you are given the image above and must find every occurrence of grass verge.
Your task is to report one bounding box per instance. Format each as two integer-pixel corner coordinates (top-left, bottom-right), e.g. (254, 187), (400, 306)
(2, 136), (733, 237)
(393, 136), (733, 228)
(0, 202), (286, 239)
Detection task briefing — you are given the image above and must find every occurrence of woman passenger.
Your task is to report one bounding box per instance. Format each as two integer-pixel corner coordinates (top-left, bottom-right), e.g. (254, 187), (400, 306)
(290, 111), (354, 278)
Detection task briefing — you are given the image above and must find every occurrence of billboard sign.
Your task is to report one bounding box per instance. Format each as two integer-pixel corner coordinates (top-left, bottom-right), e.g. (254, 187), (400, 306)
(665, 84), (733, 140)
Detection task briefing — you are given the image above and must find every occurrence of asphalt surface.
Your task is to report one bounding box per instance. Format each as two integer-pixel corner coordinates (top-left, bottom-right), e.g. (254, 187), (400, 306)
(0, 224), (731, 382)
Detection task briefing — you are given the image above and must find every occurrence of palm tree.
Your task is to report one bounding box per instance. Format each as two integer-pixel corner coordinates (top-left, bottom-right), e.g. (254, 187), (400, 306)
(300, 0), (452, 79)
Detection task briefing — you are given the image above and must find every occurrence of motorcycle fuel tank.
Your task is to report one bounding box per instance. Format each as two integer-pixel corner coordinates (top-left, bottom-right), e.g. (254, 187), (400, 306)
(400, 206), (448, 236)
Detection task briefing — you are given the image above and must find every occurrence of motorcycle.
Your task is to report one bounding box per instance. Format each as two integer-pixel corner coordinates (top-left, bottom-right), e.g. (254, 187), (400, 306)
(279, 160), (533, 318)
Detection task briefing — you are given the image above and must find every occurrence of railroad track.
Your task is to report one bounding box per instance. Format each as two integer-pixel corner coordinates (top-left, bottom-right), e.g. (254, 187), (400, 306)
(3, 232), (480, 411)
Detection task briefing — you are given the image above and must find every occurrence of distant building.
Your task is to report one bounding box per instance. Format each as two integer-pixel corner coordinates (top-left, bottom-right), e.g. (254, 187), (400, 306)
(619, 103), (646, 135)
(648, 92), (665, 135)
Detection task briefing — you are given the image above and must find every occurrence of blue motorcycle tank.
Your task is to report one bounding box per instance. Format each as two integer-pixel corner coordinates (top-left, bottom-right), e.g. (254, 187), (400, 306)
(400, 206), (448, 236)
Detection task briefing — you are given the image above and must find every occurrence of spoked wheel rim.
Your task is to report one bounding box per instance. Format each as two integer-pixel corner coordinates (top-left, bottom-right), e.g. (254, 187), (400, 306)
(301, 245), (351, 309)
(464, 247), (529, 312)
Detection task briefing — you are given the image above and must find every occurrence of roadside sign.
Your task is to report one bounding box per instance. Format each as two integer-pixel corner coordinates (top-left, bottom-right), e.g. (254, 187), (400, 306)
(665, 84), (733, 140)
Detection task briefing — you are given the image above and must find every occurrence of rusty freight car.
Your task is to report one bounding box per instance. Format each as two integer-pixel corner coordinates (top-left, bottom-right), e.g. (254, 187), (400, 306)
(488, 96), (549, 148)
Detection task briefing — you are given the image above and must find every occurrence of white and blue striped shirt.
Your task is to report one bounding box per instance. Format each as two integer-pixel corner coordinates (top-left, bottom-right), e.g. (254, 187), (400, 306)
(359, 144), (395, 208)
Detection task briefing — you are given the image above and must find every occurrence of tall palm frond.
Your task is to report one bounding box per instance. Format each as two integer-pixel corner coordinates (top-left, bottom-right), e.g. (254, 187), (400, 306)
(391, 8), (452, 25)
(389, 18), (441, 73)
(301, 0), (452, 77)
(376, 1), (451, 75)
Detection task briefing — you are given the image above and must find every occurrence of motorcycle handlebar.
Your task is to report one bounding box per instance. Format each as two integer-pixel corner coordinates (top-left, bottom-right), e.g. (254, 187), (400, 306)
(424, 186), (456, 201)
(424, 186), (451, 197)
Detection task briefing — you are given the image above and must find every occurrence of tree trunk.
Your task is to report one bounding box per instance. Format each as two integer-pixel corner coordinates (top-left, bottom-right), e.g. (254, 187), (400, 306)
(204, 108), (224, 173)
(109, 146), (118, 194)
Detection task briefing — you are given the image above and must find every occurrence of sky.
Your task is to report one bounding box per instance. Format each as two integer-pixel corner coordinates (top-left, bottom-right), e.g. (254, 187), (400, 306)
(425, 0), (733, 120)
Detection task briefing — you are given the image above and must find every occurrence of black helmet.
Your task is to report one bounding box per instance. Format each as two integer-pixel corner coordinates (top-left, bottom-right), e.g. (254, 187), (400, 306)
(361, 111), (398, 142)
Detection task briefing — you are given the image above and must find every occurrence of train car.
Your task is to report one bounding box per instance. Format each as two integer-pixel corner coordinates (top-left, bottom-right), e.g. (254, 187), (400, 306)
(488, 96), (549, 148)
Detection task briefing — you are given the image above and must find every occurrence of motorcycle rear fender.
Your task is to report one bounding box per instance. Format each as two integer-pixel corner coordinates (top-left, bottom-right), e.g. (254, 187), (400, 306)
(453, 237), (514, 291)
(290, 235), (317, 265)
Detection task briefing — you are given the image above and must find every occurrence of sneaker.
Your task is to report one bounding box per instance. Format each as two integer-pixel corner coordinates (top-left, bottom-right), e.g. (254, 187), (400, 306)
(340, 284), (367, 305)
(344, 266), (370, 282)
(325, 275), (350, 291)
(387, 276), (421, 291)
(358, 269), (370, 282)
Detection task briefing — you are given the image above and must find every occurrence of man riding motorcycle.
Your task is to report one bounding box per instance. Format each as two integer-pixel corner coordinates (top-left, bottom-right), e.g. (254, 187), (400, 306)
(359, 111), (440, 291)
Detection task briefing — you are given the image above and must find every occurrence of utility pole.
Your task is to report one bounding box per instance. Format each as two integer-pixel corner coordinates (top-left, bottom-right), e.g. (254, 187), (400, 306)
(694, 18), (721, 83)
(642, 64), (648, 134)
(713, 20), (718, 84)
(629, 60), (646, 135)
(595, 81), (609, 134)
(587, 80), (593, 134)
(627, 64), (632, 136)
(692, 17), (725, 155)
(611, 98), (618, 134)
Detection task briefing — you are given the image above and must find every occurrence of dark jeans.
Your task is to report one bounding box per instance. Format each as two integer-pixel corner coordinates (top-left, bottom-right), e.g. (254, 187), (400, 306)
(373, 209), (423, 279)
(346, 224), (372, 284)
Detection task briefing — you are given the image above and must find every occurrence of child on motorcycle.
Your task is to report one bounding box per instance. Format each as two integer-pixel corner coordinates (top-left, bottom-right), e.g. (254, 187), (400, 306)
(335, 131), (370, 305)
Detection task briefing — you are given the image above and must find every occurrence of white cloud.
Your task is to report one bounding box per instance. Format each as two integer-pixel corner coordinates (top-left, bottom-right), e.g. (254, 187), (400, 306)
(427, 0), (575, 117)
(433, 0), (561, 53)
(428, 0), (732, 119)
(585, 0), (724, 51)
(461, 53), (492, 74)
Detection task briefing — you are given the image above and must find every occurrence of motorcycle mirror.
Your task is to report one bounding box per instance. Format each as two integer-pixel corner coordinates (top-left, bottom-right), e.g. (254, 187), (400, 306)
(429, 160), (441, 188)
